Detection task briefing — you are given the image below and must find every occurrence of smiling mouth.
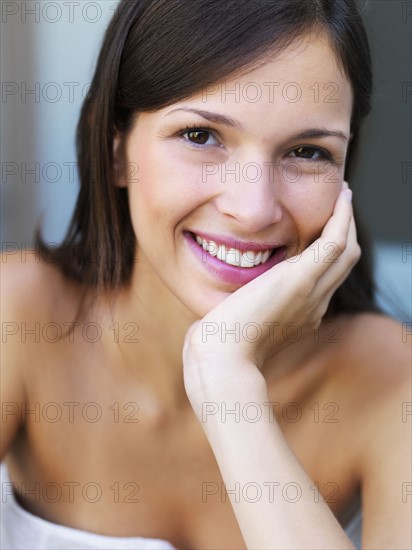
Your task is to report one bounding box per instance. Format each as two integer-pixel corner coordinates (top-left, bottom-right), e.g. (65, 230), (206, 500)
(189, 232), (278, 268)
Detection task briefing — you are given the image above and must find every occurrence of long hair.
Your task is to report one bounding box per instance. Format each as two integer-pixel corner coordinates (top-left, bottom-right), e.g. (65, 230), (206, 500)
(36, 0), (378, 317)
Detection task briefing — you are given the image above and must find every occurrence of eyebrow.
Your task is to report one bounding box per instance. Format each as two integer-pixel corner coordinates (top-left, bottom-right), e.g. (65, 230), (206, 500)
(165, 107), (350, 142)
(166, 107), (242, 129)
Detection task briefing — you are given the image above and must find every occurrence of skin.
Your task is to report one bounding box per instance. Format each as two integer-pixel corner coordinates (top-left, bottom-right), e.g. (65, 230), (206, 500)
(120, 33), (351, 319)
(1, 31), (411, 549)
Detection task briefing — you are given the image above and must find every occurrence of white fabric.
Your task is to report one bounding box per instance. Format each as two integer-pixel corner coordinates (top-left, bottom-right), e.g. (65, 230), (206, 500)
(0, 463), (176, 550)
(1, 462), (361, 549)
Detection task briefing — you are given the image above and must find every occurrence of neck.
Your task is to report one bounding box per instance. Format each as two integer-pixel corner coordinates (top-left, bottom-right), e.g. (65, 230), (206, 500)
(97, 253), (199, 410)
(92, 253), (334, 411)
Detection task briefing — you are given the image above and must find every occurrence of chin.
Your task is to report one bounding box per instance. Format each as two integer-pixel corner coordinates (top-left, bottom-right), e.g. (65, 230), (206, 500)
(179, 286), (234, 319)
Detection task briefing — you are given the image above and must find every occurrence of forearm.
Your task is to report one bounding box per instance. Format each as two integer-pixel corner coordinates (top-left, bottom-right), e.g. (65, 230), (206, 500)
(191, 364), (355, 550)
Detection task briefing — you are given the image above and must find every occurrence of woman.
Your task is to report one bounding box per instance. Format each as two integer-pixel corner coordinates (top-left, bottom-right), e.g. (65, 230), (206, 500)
(1, 0), (410, 548)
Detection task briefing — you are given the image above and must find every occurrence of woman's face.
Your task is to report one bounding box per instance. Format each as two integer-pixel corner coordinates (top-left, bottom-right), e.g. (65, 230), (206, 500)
(119, 32), (353, 317)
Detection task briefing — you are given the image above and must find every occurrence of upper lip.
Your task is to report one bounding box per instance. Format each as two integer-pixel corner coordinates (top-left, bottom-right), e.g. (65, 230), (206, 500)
(187, 230), (284, 252)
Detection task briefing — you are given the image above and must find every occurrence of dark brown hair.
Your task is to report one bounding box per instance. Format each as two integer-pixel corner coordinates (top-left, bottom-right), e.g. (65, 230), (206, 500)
(36, 0), (378, 317)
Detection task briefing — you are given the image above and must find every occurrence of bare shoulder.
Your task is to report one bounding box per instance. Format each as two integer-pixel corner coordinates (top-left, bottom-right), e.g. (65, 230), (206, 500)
(0, 250), (88, 458)
(333, 312), (410, 384)
(1, 249), (76, 321)
(332, 313), (411, 547)
(1, 249), (86, 372)
(329, 312), (410, 433)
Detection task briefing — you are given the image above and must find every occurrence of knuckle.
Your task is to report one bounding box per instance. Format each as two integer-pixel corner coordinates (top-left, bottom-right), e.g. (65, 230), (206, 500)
(349, 243), (362, 264)
(335, 237), (347, 255)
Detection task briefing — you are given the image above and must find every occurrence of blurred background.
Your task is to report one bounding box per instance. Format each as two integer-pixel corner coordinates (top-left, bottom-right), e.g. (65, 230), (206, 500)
(1, 0), (411, 321)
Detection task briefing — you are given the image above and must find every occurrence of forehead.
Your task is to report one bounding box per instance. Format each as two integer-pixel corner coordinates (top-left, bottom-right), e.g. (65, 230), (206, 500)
(159, 31), (353, 134)
(251, 31), (351, 89)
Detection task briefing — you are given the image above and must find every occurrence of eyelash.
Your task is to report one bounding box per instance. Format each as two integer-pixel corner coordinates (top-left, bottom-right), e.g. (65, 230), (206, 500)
(176, 125), (335, 163)
(177, 125), (222, 149)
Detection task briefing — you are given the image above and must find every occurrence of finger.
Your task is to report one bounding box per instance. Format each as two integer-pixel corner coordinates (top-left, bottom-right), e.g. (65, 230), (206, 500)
(318, 208), (361, 292)
(309, 197), (360, 312)
(281, 184), (350, 262)
(319, 186), (353, 249)
(310, 221), (360, 324)
(293, 187), (353, 281)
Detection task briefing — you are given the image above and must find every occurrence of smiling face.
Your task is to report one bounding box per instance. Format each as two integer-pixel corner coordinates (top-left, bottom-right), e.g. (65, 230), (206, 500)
(118, 31), (353, 318)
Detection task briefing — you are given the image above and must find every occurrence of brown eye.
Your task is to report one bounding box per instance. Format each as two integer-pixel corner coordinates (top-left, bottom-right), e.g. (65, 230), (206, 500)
(187, 130), (210, 145)
(289, 146), (330, 161)
(295, 147), (316, 159)
(179, 126), (220, 148)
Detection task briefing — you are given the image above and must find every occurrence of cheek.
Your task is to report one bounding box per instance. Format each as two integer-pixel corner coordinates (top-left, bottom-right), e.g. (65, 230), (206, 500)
(126, 144), (210, 236)
(286, 181), (340, 246)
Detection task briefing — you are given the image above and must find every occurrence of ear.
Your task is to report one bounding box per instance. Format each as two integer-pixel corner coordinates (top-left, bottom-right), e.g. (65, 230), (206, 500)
(113, 134), (128, 188)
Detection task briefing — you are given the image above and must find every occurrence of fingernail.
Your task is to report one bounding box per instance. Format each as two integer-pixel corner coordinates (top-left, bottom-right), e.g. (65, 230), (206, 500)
(343, 180), (349, 190)
(343, 189), (353, 203)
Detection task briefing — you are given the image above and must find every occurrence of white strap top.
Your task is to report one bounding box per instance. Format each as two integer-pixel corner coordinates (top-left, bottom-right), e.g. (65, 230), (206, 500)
(0, 462), (362, 549)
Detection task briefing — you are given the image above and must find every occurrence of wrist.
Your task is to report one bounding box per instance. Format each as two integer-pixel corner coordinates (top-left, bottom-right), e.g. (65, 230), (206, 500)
(183, 358), (268, 416)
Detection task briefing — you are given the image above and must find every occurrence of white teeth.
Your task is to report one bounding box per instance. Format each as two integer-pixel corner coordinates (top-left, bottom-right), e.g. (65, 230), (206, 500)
(216, 244), (226, 262)
(253, 251), (263, 266)
(224, 248), (241, 266)
(261, 250), (271, 264)
(193, 234), (274, 268)
(208, 242), (219, 257)
(240, 252), (255, 268)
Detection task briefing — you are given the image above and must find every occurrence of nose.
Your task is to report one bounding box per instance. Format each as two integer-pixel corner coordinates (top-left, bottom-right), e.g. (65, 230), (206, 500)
(214, 157), (283, 233)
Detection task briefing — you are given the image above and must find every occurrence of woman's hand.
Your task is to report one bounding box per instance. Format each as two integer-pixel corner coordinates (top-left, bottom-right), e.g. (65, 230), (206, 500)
(181, 182), (361, 550)
(183, 181), (360, 404)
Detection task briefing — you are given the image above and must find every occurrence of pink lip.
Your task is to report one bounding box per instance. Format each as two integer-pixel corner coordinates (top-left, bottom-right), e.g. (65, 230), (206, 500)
(183, 231), (287, 286)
